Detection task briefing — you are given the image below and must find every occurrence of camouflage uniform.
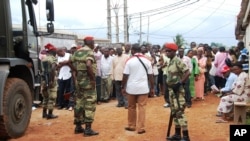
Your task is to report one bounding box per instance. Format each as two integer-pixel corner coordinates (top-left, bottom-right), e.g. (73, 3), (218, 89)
(70, 46), (97, 123)
(41, 54), (57, 110)
(165, 56), (188, 127)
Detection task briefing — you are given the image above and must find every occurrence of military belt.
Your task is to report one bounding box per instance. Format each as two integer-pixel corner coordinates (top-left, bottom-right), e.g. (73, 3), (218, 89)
(79, 87), (95, 91)
(77, 70), (87, 73)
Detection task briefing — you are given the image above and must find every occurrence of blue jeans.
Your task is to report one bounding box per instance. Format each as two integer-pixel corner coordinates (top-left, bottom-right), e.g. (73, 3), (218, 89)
(96, 76), (102, 102)
(154, 75), (159, 96)
(115, 81), (127, 106)
(184, 79), (192, 106)
(57, 77), (72, 108)
(209, 75), (215, 87)
(163, 75), (170, 104)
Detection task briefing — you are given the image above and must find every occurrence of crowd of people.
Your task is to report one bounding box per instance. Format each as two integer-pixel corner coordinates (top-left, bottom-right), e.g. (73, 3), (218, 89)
(38, 37), (250, 140)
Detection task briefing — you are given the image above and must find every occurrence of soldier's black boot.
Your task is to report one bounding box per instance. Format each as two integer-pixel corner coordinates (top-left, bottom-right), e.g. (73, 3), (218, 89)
(84, 122), (99, 136)
(47, 109), (58, 119)
(75, 121), (84, 134)
(42, 108), (47, 118)
(180, 130), (190, 141)
(167, 127), (181, 140)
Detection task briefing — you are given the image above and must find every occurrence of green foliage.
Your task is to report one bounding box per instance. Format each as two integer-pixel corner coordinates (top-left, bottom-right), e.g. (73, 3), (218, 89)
(247, 110), (250, 125)
(173, 34), (187, 48)
(210, 42), (225, 48)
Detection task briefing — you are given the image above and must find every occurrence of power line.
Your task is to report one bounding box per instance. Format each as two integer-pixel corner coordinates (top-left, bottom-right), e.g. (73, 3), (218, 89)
(130, 0), (200, 32)
(181, 0), (226, 35)
(129, 0), (188, 17)
(92, 19), (107, 36)
(148, 34), (235, 39)
(194, 21), (234, 37)
(149, 0), (206, 34)
(131, 0), (199, 19)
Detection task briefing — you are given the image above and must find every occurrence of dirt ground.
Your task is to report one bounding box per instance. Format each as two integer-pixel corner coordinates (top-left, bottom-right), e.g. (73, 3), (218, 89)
(10, 93), (232, 141)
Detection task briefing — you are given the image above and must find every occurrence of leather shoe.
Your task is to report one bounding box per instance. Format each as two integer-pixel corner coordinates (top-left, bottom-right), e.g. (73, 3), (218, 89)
(116, 104), (124, 107)
(47, 114), (58, 119)
(57, 106), (64, 110)
(102, 99), (109, 103)
(138, 130), (146, 134)
(125, 127), (135, 131)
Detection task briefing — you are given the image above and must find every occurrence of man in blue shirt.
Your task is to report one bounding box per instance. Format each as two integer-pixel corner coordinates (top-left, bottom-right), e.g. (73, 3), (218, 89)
(214, 65), (237, 117)
(213, 65), (237, 95)
(237, 41), (248, 73)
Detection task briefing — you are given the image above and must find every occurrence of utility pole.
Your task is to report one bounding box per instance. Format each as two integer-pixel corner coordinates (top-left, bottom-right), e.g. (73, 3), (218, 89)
(147, 16), (149, 43)
(139, 12), (142, 45)
(113, 4), (120, 43)
(107, 0), (112, 43)
(124, 0), (128, 43)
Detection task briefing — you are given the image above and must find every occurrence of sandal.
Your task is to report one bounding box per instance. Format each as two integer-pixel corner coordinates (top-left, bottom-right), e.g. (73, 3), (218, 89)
(194, 97), (205, 101)
(193, 97), (200, 101)
(216, 112), (222, 117)
(215, 119), (228, 123)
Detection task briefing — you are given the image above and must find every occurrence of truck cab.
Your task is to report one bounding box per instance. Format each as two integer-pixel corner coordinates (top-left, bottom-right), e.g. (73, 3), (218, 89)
(0, 0), (54, 139)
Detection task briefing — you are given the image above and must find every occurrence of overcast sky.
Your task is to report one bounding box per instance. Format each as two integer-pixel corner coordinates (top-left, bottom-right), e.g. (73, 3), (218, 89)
(36, 0), (241, 47)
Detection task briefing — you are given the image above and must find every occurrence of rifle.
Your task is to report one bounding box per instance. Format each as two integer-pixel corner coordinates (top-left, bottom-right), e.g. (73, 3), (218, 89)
(166, 85), (181, 138)
(42, 61), (50, 88)
(167, 111), (173, 137)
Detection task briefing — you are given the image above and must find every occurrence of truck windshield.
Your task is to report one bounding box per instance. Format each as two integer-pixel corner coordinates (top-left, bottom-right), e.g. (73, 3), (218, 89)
(10, 0), (23, 31)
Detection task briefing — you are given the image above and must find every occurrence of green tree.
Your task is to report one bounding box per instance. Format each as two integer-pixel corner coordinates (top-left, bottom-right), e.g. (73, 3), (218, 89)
(173, 34), (187, 48)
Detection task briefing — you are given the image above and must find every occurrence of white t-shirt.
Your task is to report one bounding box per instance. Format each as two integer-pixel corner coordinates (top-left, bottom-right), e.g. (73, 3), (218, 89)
(123, 53), (153, 95)
(57, 52), (72, 80)
(209, 62), (217, 76)
(100, 55), (113, 78)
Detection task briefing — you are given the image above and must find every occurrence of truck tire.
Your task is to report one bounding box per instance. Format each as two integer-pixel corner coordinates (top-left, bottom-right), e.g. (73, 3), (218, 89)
(0, 78), (32, 139)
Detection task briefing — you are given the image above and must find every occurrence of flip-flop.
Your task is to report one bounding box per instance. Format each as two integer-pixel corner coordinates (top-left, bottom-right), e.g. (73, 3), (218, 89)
(216, 112), (223, 117)
(215, 119), (228, 123)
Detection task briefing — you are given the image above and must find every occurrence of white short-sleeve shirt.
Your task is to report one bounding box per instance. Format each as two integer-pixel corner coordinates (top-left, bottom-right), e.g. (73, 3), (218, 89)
(57, 52), (72, 80)
(123, 53), (153, 95)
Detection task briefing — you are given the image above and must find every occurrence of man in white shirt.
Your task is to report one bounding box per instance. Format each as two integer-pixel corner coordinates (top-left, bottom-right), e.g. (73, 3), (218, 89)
(94, 45), (102, 104)
(56, 48), (72, 109)
(121, 43), (154, 134)
(100, 48), (113, 102)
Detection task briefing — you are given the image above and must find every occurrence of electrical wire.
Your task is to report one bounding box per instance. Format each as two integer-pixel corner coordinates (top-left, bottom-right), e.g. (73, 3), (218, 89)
(194, 21), (235, 37)
(149, 0), (205, 34)
(130, 0), (200, 31)
(181, 0), (226, 35)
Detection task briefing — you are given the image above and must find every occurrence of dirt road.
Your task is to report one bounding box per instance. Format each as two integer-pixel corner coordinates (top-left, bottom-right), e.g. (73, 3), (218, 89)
(10, 94), (231, 141)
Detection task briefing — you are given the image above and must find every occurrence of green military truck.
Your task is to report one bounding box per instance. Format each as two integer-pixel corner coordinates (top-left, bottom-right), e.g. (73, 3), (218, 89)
(0, 0), (54, 139)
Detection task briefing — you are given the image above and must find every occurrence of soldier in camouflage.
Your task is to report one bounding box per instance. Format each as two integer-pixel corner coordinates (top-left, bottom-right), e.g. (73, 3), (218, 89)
(164, 43), (190, 141)
(69, 36), (99, 136)
(41, 43), (58, 119)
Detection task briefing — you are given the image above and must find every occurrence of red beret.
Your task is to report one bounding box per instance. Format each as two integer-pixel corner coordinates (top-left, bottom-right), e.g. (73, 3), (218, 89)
(44, 43), (56, 51)
(221, 65), (230, 73)
(83, 36), (94, 41)
(164, 43), (178, 51)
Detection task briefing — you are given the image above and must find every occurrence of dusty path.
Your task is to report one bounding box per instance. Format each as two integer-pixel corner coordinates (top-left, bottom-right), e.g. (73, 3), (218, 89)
(10, 94), (231, 141)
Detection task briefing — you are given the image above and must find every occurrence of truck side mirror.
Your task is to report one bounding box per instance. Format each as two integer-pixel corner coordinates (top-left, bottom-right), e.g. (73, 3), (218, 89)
(46, 0), (54, 34)
(46, 0), (54, 21)
(47, 22), (54, 33)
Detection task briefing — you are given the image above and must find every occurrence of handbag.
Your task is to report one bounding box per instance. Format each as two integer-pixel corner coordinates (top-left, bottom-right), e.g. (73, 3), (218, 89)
(225, 53), (232, 67)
